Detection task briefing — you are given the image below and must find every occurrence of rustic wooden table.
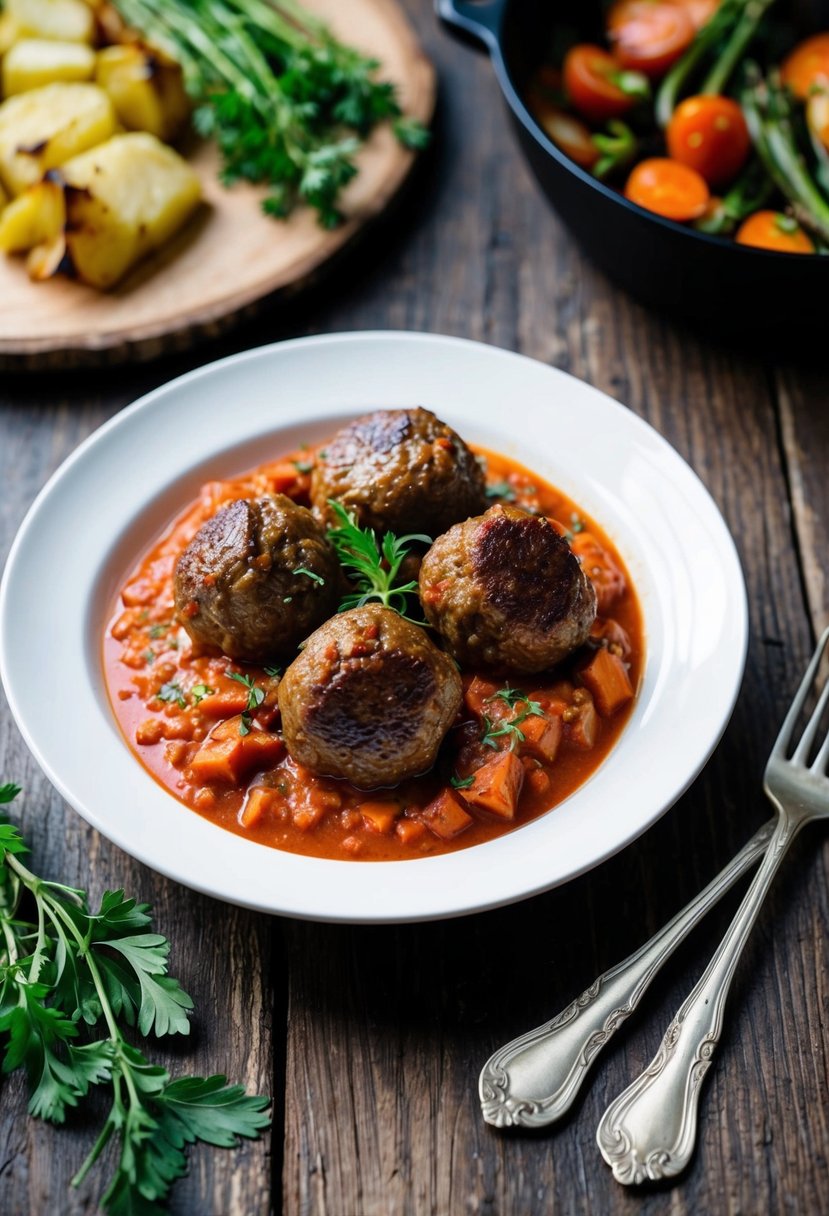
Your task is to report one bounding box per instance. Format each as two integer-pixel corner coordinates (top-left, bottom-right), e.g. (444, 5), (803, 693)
(2, 4), (828, 1213)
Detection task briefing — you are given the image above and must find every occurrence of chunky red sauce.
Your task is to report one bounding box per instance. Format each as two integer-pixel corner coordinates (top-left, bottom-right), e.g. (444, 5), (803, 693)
(104, 443), (644, 861)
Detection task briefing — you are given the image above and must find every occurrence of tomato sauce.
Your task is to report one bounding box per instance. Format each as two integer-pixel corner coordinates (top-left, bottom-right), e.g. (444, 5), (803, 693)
(103, 442), (644, 861)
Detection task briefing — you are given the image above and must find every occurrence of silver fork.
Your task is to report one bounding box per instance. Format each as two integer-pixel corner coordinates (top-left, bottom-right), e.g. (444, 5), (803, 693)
(596, 627), (829, 1184)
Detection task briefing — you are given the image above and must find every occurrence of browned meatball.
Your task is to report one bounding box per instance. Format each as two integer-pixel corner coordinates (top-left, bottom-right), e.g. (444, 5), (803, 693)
(418, 504), (597, 674)
(174, 494), (339, 663)
(278, 604), (462, 788)
(311, 407), (486, 536)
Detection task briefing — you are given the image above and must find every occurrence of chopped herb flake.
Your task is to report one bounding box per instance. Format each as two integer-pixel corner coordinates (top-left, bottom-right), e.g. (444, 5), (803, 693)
(450, 774), (474, 789)
(293, 460), (314, 474)
(191, 684), (214, 706)
(157, 681), (187, 709)
(294, 567), (325, 586)
(485, 481), (516, 502)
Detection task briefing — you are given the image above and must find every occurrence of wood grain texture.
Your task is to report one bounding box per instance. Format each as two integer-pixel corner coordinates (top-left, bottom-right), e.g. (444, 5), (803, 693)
(0, 0), (435, 368)
(1, 0), (829, 1213)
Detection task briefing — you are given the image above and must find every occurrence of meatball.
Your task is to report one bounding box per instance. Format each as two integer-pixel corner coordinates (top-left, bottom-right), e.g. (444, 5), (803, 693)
(418, 504), (597, 674)
(174, 494), (339, 663)
(278, 604), (462, 788)
(311, 407), (486, 536)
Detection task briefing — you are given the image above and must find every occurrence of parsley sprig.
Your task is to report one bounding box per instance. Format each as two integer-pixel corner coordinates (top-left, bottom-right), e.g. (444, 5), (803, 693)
(112, 0), (430, 228)
(0, 786), (269, 1214)
(481, 688), (545, 751)
(326, 501), (431, 625)
(225, 670), (266, 735)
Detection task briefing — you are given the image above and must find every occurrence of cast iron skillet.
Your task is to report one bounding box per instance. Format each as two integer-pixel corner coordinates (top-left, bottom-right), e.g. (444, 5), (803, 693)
(437, 0), (826, 335)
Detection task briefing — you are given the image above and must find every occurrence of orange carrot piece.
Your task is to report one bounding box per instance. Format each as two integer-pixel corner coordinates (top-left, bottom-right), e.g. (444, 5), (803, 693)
(360, 801), (400, 834)
(461, 751), (525, 820)
(396, 817), (427, 845)
(190, 722), (284, 783)
(463, 675), (501, 717)
(579, 648), (634, 716)
(194, 689), (251, 718)
(420, 789), (474, 839)
(519, 713), (562, 763)
(190, 737), (245, 783)
(240, 787), (276, 829)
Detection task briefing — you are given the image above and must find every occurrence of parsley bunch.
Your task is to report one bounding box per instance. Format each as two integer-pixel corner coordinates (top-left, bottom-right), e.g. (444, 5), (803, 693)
(0, 784), (269, 1214)
(326, 500), (430, 624)
(113, 0), (430, 227)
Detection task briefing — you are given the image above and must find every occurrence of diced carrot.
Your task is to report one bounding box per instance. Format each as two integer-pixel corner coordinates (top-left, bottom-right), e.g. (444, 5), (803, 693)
(189, 737), (245, 783)
(195, 689), (251, 718)
(190, 724), (284, 783)
(419, 789), (474, 839)
(240, 787), (276, 829)
(396, 817), (427, 845)
(519, 713), (562, 763)
(360, 801), (400, 834)
(460, 752), (525, 820)
(526, 766), (552, 797)
(463, 676), (501, 717)
(565, 699), (599, 749)
(579, 648), (634, 717)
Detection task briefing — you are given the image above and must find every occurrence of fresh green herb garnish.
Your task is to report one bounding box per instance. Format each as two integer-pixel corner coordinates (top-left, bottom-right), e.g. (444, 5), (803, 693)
(294, 567), (325, 586)
(148, 623), (169, 640)
(0, 786), (269, 1214)
(293, 460), (314, 474)
(485, 481), (516, 502)
(326, 501), (431, 624)
(157, 681), (187, 709)
(570, 513), (585, 534)
(263, 666), (282, 678)
(283, 596), (293, 604)
(481, 695), (545, 751)
(190, 683), (214, 706)
(112, 0), (429, 228)
(450, 774), (474, 790)
(226, 670), (266, 735)
(143, 649), (155, 665)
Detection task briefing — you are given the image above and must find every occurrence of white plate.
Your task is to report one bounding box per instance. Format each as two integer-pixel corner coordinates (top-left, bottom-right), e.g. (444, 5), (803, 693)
(0, 332), (747, 922)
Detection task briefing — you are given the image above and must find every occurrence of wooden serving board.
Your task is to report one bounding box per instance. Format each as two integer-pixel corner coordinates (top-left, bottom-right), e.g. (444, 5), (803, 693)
(0, 0), (435, 368)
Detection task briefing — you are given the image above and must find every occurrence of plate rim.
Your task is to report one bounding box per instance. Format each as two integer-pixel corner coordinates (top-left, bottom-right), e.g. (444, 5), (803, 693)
(0, 330), (748, 921)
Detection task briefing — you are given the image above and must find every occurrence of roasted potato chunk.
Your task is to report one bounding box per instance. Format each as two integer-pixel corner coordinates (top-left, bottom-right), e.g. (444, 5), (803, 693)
(96, 45), (190, 142)
(61, 132), (201, 287)
(0, 82), (115, 194)
(3, 38), (96, 95)
(0, 175), (64, 251)
(7, 0), (95, 44)
(0, 13), (21, 56)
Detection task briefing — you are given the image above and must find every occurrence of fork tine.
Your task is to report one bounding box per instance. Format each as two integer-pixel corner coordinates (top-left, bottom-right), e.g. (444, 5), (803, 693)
(792, 675), (829, 765)
(771, 627), (829, 759)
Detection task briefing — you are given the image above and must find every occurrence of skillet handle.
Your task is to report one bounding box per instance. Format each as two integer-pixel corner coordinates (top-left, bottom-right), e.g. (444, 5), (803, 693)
(435, 0), (506, 52)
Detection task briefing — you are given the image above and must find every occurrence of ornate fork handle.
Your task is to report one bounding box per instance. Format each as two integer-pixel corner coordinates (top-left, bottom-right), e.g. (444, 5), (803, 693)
(479, 819), (774, 1129)
(597, 811), (800, 1184)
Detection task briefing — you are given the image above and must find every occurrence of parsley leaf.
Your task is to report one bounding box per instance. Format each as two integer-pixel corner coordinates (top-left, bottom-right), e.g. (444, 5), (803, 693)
(0, 785), (270, 1213)
(485, 481), (516, 502)
(294, 566), (325, 586)
(326, 500), (430, 624)
(481, 692), (546, 751)
(190, 683), (213, 706)
(450, 774), (474, 790)
(157, 681), (187, 710)
(225, 671), (266, 735)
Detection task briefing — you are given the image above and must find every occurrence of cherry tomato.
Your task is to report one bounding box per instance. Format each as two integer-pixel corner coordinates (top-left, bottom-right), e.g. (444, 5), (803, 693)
(735, 211), (815, 253)
(532, 101), (599, 168)
(674, 0), (720, 30)
(563, 44), (643, 122)
(807, 89), (829, 153)
(666, 95), (750, 187)
(781, 33), (829, 100)
(607, 1), (695, 79)
(624, 157), (710, 220)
